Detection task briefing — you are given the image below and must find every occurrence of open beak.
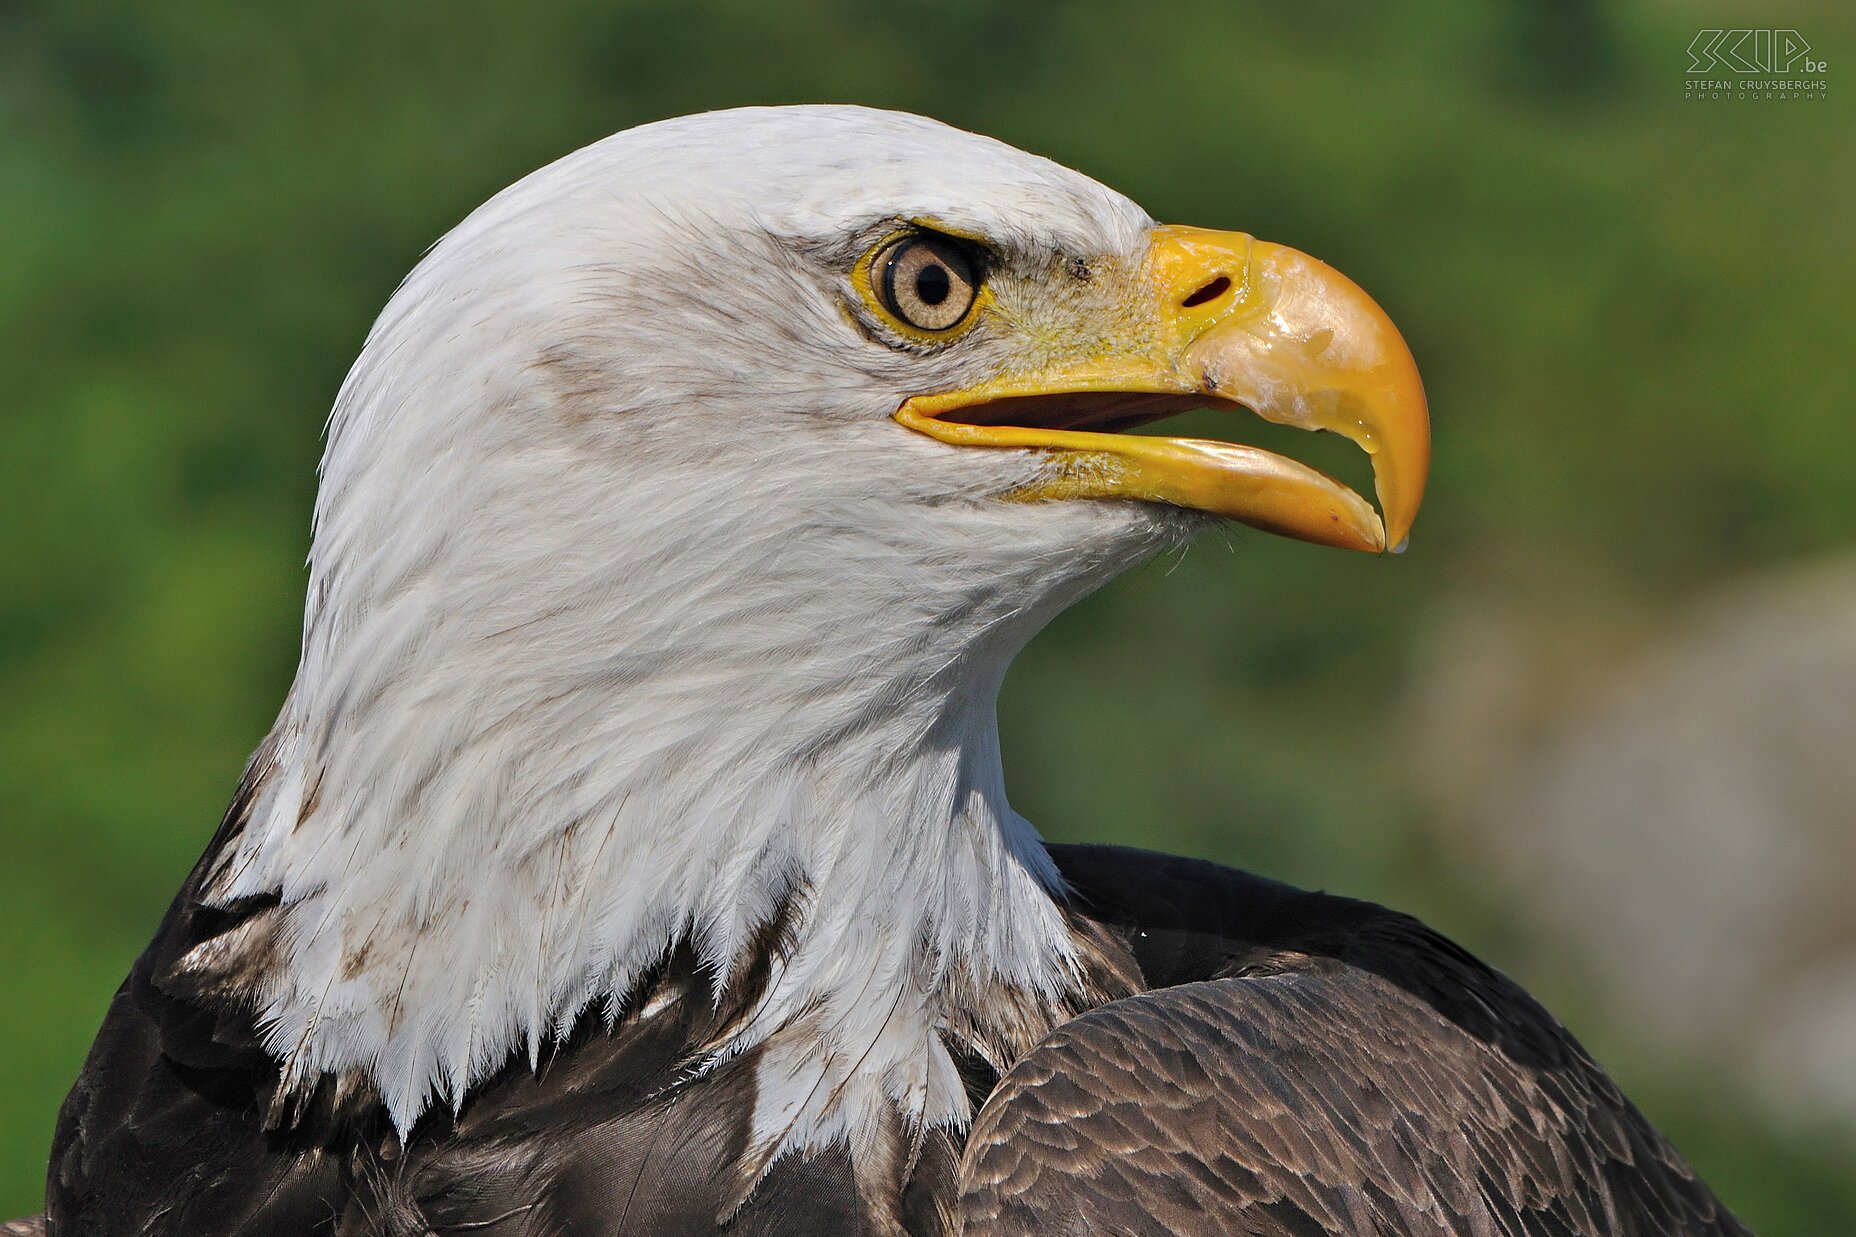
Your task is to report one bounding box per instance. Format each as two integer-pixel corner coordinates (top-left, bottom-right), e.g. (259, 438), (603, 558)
(893, 226), (1430, 553)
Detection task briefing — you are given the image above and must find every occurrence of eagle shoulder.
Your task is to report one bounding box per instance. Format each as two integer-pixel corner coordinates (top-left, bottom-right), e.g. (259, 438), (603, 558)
(953, 844), (1749, 1236)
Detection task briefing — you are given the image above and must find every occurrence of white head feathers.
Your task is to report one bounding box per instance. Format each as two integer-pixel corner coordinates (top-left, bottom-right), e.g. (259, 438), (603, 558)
(195, 107), (1189, 1150)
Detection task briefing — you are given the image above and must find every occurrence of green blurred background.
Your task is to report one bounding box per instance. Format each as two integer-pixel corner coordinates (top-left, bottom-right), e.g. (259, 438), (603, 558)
(4, 0), (1853, 1227)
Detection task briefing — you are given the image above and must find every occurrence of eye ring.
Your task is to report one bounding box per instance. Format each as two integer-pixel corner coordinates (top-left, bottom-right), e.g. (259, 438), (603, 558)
(872, 233), (981, 334)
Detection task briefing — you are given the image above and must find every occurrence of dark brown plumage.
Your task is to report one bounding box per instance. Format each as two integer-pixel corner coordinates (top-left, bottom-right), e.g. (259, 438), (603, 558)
(959, 847), (1748, 1236)
(31, 811), (1747, 1235)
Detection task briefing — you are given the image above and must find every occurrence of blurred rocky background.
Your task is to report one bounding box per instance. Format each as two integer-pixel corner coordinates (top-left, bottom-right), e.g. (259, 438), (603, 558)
(2, 0), (1852, 1229)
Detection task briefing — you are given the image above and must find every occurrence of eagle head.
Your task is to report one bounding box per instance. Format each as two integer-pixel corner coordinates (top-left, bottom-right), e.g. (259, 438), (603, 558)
(201, 105), (1427, 1142)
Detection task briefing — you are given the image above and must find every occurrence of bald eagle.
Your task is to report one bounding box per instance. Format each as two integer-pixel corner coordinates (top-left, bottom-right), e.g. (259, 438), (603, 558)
(23, 107), (1745, 1236)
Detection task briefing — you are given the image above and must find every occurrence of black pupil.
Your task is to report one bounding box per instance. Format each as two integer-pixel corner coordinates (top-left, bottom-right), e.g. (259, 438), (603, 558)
(914, 260), (951, 306)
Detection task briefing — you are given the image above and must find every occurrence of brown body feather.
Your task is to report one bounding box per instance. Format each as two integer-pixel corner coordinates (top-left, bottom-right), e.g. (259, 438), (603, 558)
(34, 833), (1746, 1235)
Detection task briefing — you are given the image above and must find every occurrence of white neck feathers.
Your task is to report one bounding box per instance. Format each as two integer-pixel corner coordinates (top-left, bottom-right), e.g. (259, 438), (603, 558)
(186, 106), (1180, 1152)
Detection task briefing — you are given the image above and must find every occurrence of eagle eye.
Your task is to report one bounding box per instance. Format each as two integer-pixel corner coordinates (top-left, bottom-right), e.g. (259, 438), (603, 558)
(872, 233), (980, 334)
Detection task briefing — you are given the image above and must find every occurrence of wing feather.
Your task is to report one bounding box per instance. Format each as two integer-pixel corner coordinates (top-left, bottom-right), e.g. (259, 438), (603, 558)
(956, 846), (1748, 1236)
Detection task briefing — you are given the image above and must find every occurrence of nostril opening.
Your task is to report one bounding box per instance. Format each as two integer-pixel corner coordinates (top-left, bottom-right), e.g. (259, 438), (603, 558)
(1181, 276), (1231, 309)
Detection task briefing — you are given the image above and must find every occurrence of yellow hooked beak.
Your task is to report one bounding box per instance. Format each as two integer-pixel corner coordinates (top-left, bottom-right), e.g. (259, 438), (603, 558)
(894, 226), (1430, 553)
